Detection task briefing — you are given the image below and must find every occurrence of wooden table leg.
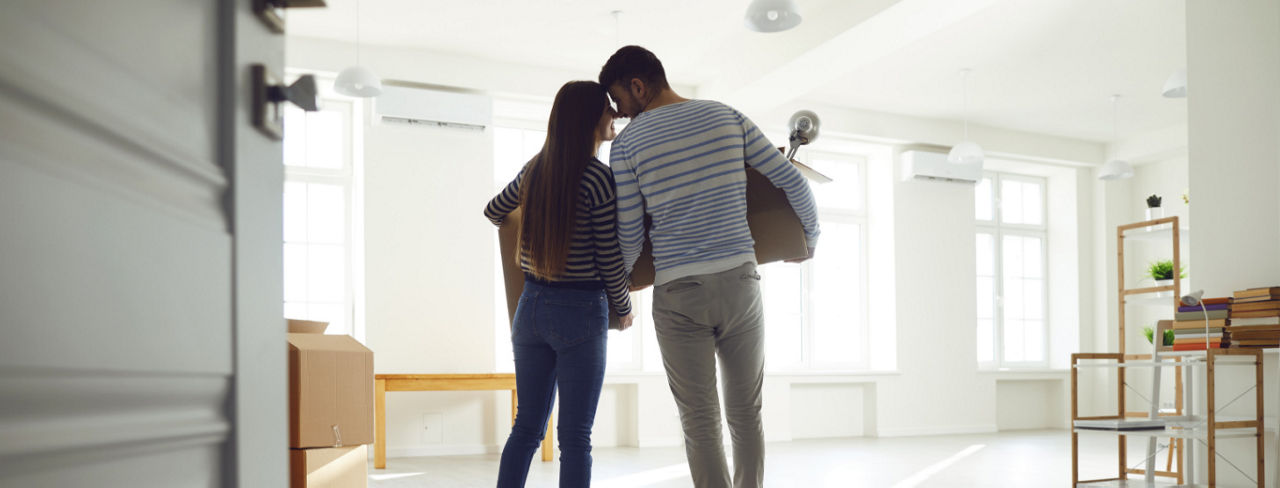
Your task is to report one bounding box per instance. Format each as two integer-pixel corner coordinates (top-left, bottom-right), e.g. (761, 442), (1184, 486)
(541, 413), (554, 462)
(511, 389), (517, 426)
(375, 378), (387, 469)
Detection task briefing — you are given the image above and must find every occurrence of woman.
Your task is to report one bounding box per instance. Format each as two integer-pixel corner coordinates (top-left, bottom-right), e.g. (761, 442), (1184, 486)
(484, 80), (636, 488)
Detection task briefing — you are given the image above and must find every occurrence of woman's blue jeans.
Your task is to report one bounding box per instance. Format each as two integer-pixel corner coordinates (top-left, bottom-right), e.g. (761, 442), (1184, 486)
(496, 279), (608, 488)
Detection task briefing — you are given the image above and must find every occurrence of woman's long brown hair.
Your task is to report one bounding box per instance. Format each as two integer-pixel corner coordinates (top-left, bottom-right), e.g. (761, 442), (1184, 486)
(517, 81), (609, 280)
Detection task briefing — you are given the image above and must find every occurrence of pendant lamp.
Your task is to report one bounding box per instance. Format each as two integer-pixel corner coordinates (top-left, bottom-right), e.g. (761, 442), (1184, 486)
(335, 0), (382, 98)
(1098, 95), (1134, 180)
(948, 69), (984, 165)
(745, 0), (802, 33)
(1161, 68), (1187, 98)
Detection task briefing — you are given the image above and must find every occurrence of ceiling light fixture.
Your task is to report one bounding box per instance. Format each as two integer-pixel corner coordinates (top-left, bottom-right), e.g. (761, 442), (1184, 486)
(948, 68), (984, 165)
(1098, 95), (1134, 180)
(334, 0), (382, 98)
(1162, 68), (1187, 98)
(745, 0), (802, 33)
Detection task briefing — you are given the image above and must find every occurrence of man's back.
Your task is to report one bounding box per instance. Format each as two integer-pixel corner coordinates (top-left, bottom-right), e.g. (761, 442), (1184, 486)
(609, 99), (819, 286)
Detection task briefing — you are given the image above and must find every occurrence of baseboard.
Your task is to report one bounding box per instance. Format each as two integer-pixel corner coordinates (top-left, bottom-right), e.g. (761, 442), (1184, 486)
(381, 444), (500, 458)
(876, 424), (999, 438)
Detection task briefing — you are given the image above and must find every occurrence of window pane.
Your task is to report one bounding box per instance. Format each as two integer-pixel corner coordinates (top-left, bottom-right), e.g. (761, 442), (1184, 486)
(284, 302), (307, 322)
(975, 177), (994, 221)
(1023, 320), (1045, 362)
(308, 302), (346, 336)
(1001, 180), (1025, 224)
(1004, 319), (1024, 362)
(304, 110), (345, 169)
(307, 183), (346, 244)
(607, 326), (634, 369)
(977, 277), (995, 319)
(1002, 235), (1025, 277)
(283, 105), (307, 167)
(761, 262), (803, 368)
(977, 318), (994, 363)
(284, 243), (307, 302)
(811, 222), (861, 365)
(1022, 236), (1043, 278)
(308, 244), (345, 303)
(808, 159), (862, 212)
(1022, 181), (1043, 226)
(976, 233), (995, 276)
(283, 181), (307, 243)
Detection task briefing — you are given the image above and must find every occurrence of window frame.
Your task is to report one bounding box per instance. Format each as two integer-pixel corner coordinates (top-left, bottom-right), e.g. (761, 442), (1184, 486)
(976, 171), (1049, 369)
(772, 150), (870, 372)
(282, 94), (364, 341)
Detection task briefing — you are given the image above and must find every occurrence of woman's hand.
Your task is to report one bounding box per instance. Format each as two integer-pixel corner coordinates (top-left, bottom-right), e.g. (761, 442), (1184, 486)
(619, 311), (636, 331)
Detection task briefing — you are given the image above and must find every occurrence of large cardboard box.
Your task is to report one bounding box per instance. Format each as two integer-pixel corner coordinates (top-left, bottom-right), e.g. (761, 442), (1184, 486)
(497, 160), (825, 324)
(287, 321), (374, 449)
(290, 445), (368, 488)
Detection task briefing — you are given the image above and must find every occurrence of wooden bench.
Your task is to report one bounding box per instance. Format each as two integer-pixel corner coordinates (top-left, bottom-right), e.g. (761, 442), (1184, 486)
(374, 374), (554, 469)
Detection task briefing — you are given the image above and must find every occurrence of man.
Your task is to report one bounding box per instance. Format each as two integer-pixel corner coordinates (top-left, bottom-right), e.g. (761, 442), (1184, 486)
(599, 46), (820, 488)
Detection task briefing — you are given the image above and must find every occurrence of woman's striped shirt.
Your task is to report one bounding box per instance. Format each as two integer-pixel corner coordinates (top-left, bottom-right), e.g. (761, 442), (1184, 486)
(484, 158), (632, 317)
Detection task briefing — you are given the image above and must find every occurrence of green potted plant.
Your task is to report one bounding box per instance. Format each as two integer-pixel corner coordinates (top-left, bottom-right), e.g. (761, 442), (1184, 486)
(1147, 259), (1186, 296)
(1144, 325), (1175, 347)
(1145, 194), (1163, 221)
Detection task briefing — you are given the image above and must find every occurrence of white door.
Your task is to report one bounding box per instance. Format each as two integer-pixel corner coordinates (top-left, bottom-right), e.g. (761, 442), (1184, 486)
(0, 1), (287, 486)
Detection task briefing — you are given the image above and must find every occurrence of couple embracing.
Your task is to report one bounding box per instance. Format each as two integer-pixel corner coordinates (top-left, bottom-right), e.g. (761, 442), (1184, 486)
(484, 45), (820, 488)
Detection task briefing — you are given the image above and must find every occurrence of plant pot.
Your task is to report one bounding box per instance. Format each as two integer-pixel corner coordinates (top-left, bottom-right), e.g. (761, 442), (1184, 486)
(1155, 279), (1174, 297)
(1145, 207), (1164, 221)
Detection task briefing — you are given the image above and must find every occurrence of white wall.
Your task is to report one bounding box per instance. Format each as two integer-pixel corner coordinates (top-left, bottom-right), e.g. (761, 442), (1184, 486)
(1185, 0), (1280, 296)
(1181, 1), (1280, 483)
(363, 116), (508, 456)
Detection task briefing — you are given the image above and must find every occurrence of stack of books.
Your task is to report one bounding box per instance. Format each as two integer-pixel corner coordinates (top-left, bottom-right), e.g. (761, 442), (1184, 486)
(1228, 286), (1280, 348)
(1172, 296), (1230, 350)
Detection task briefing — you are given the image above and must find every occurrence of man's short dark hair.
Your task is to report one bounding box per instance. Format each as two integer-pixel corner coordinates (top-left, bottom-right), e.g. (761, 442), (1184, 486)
(598, 45), (669, 91)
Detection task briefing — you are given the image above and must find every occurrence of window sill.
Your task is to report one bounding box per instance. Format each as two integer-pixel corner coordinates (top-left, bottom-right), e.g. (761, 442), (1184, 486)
(978, 368), (1070, 380)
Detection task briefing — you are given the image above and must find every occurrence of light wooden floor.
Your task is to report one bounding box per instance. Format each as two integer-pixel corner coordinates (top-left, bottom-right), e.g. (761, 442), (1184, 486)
(367, 429), (1158, 487)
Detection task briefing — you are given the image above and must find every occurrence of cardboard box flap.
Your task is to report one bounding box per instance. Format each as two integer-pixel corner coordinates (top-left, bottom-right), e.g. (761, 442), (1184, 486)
(288, 333), (372, 353)
(287, 319), (329, 334)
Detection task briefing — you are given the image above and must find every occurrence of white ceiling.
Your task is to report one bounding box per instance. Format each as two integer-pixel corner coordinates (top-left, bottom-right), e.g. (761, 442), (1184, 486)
(285, 0), (1188, 144)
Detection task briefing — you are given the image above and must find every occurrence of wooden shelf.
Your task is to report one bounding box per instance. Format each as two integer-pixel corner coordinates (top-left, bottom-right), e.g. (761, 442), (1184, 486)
(1077, 481), (1204, 487)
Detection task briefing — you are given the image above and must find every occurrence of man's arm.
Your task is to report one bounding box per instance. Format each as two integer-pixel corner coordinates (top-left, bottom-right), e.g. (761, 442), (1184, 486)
(738, 113), (820, 250)
(610, 142), (646, 274)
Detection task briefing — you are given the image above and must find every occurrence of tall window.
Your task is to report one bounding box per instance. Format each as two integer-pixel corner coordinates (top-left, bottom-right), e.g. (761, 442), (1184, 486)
(976, 172), (1047, 368)
(760, 153), (868, 371)
(283, 98), (361, 339)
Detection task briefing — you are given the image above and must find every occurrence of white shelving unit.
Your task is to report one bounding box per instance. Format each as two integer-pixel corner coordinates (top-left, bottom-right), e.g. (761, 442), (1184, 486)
(1070, 350), (1266, 487)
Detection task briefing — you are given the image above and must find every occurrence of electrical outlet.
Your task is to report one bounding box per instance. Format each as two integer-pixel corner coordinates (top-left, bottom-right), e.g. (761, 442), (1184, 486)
(422, 412), (443, 444)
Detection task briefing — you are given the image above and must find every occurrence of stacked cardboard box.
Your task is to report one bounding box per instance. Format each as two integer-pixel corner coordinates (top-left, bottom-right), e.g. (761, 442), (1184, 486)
(287, 319), (374, 488)
(1228, 287), (1280, 348)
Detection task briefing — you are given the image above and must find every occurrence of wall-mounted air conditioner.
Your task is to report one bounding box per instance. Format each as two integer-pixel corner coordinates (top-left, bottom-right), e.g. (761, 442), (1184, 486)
(374, 84), (492, 130)
(900, 149), (982, 183)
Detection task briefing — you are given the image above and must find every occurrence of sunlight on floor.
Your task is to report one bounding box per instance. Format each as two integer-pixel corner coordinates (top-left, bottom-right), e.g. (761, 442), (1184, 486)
(889, 444), (986, 488)
(368, 472), (425, 481)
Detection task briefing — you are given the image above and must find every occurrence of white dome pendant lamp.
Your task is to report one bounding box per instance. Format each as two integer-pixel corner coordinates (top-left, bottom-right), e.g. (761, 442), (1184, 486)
(335, 0), (382, 98)
(948, 69), (984, 165)
(1162, 68), (1187, 98)
(745, 0), (802, 33)
(1098, 95), (1134, 180)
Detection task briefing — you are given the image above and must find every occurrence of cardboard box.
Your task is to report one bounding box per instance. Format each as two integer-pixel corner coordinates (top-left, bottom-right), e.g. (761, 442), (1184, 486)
(290, 445), (368, 488)
(497, 160), (825, 324)
(288, 323), (374, 449)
